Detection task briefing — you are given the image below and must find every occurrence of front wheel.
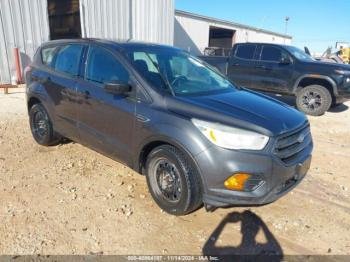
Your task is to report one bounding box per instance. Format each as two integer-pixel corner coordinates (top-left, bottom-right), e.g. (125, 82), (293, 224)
(29, 103), (62, 146)
(145, 145), (203, 216)
(296, 85), (332, 116)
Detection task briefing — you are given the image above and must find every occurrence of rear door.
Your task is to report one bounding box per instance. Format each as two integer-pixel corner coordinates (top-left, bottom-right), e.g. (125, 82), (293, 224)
(40, 43), (85, 140)
(227, 44), (258, 88)
(252, 45), (294, 93)
(76, 45), (136, 164)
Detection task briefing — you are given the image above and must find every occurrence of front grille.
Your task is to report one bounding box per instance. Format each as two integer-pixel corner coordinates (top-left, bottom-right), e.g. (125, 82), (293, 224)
(274, 123), (312, 165)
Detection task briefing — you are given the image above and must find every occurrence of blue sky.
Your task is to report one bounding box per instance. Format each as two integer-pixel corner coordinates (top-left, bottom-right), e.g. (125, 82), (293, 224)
(175, 0), (350, 53)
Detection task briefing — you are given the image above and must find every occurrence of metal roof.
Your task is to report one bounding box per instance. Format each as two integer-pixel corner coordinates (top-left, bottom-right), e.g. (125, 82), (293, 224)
(175, 10), (292, 39)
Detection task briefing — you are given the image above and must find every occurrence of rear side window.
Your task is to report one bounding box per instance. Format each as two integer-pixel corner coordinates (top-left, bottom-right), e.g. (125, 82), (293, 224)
(86, 46), (129, 84)
(54, 44), (84, 76)
(41, 46), (58, 67)
(235, 45), (257, 60)
(261, 46), (283, 62)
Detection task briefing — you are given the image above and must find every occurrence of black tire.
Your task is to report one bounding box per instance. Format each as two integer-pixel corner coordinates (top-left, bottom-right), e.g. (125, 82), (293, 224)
(145, 145), (203, 216)
(29, 103), (62, 146)
(296, 85), (332, 116)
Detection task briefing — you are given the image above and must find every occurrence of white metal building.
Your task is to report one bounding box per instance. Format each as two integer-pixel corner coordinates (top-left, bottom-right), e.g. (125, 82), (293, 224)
(174, 10), (292, 56)
(0, 0), (174, 84)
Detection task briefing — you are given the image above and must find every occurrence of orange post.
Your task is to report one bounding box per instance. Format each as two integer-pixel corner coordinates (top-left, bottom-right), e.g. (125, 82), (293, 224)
(14, 47), (23, 84)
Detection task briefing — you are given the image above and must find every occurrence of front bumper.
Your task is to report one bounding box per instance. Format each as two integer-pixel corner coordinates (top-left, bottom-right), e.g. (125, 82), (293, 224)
(195, 140), (313, 207)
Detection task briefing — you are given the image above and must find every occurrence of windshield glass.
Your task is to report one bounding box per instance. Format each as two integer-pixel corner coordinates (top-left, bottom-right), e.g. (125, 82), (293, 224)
(285, 46), (315, 62)
(125, 48), (235, 95)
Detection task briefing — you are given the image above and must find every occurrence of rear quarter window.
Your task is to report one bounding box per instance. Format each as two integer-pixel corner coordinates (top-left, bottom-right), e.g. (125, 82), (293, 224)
(235, 45), (257, 60)
(41, 46), (58, 67)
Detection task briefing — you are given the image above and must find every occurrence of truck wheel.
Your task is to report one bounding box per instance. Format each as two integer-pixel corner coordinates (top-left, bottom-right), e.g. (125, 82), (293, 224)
(29, 103), (62, 146)
(145, 145), (202, 216)
(296, 85), (332, 116)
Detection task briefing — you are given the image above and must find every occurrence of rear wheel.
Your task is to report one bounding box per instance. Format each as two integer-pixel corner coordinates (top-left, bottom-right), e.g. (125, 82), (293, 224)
(145, 145), (202, 216)
(29, 103), (62, 146)
(296, 85), (332, 116)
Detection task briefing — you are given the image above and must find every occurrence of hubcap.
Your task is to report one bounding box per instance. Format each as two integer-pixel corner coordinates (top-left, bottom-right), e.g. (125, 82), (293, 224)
(154, 159), (182, 203)
(302, 91), (322, 111)
(33, 111), (48, 139)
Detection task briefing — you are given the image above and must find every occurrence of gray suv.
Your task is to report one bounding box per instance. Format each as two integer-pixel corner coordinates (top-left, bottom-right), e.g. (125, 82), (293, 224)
(26, 39), (313, 215)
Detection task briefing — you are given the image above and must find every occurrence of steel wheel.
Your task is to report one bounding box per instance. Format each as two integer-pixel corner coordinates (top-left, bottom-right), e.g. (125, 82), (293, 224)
(32, 110), (49, 140)
(145, 145), (203, 216)
(29, 103), (62, 146)
(154, 158), (182, 203)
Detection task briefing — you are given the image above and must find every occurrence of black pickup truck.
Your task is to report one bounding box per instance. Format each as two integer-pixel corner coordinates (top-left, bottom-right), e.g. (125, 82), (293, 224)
(200, 43), (350, 116)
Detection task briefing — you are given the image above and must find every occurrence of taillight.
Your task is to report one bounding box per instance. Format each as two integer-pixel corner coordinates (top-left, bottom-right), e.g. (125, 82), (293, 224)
(24, 66), (32, 84)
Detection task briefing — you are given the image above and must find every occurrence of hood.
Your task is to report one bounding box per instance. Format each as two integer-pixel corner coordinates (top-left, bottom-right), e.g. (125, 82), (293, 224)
(166, 89), (307, 136)
(305, 60), (350, 70)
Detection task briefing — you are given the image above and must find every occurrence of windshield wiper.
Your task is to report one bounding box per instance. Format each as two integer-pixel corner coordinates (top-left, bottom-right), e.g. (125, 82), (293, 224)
(144, 53), (175, 96)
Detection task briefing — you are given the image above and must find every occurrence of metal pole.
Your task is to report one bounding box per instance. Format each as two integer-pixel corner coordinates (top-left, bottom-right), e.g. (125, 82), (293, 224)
(284, 17), (290, 44)
(14, 47), (23, 84)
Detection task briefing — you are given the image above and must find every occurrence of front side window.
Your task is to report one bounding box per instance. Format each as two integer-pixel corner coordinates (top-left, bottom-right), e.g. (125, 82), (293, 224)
(54, 44), (84, 76)
(86, 46), (129, 84)
(235, 45), (257, 60)
(126, 49), (236, 95)
(260, 46), (287, 62)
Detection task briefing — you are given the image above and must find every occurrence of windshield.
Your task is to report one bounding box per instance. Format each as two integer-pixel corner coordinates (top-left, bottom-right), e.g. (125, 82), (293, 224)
(285, 46), (315, 62)
(125, 49), (235, 95)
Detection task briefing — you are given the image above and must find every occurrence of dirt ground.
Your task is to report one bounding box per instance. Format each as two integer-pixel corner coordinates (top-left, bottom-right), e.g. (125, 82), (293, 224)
(0, 88), (349, 256)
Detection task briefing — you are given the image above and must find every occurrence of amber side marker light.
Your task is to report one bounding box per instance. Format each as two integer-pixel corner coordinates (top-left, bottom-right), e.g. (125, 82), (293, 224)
(224, 173), (251, 191)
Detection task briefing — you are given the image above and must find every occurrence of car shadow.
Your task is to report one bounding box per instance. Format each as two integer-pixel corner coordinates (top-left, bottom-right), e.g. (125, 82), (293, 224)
(328, 103), (349, 113)
(202, 210), (283, 261)
(262, 92), (349, 114)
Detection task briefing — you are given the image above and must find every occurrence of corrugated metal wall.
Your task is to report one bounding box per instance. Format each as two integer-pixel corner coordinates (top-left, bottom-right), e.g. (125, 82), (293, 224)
(132, 0), (174, 45)
(175, 12), (292, 56)
(0, 0), (174, 84)
(0, 0), (50, 84)
(80, 0), (174, 45)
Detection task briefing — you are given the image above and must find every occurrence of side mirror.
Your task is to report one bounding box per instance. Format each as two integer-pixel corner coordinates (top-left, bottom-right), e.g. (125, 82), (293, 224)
(280, 56), (292, 65)
(104, 80), (131, 95)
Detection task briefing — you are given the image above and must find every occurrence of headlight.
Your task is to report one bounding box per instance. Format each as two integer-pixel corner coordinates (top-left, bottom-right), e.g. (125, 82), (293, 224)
(335, 69), (350, 75)
(192, 119), (269, 150)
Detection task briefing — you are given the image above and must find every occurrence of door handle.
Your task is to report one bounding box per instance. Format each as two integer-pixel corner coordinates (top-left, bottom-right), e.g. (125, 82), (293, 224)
(136, 114), (150, 123)
(255, 65), (272, 70)
(83, 90), (90, 99)
(255, 65), (265, 69)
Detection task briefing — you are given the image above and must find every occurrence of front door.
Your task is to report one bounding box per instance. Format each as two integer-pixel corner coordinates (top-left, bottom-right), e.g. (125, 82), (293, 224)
(76, 45), (136, 164)
(251, 45), (294, 94)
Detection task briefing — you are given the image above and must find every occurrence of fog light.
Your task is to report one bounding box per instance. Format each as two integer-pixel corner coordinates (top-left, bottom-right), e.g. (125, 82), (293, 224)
(224, 173), (251, 191)
(346, 78), (350, 83)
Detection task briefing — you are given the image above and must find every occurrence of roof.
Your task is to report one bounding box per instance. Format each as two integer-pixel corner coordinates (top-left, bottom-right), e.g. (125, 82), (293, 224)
(40, 38), (182, 51)
(175, 10), (292, 39)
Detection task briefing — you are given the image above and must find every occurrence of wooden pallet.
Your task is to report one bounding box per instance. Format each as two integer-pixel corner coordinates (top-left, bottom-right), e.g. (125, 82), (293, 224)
(0, 84), (17, 94)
